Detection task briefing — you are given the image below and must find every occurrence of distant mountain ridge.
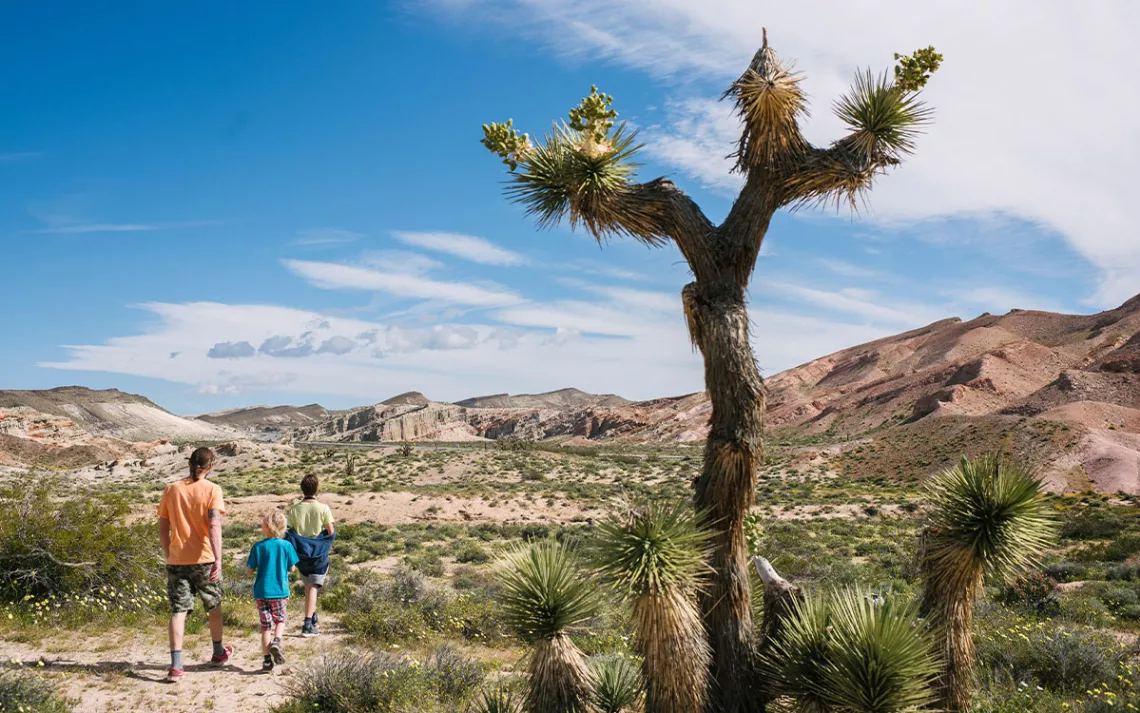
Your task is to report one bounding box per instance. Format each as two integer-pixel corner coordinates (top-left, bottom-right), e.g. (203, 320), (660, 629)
(195, 403), (335, 429)
(454, 388), (629, 410)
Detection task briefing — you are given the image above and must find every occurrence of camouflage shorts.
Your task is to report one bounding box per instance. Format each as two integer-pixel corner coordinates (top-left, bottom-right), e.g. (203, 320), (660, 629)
(166, 563), (223, 613)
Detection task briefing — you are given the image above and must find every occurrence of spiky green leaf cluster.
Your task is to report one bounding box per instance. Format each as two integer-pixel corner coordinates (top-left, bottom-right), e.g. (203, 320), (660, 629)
(482, 119), (531, 171)
(768, 588), (937, 713)
(497, 540), (599, 642)
(893, 47), (942, 92)
(505, 123), (643, 238)
(833, 70), (933, 163)
(589, 501), (711, 597)
(924, 454), (1057, 590)
(568, 85), (618, 146)
(468, 685), (524, 713)
(590, 655), (644, 713)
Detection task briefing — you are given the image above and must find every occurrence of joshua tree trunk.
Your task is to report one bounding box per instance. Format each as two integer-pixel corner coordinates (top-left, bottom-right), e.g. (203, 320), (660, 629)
(688, 278), (768, 713)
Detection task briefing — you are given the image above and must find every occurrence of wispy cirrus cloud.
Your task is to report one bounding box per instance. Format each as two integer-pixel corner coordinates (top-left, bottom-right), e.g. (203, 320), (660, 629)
(284, 259), (524, 307)
(291, 227), (364, 247)
(33, 220), (216, 234)
(393, 231), (529, 266)
(0, 152), (41, 162)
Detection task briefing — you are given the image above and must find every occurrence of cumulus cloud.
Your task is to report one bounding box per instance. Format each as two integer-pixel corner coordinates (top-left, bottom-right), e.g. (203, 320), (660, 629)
(206, 341), (255, 359)
(317, 336), (357, 355)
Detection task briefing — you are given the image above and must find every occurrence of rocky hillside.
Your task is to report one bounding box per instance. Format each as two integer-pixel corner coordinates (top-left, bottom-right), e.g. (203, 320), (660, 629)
(0, 387), (233, 442)
(195, 403), (335, 430)
(456, 388), (629, 410)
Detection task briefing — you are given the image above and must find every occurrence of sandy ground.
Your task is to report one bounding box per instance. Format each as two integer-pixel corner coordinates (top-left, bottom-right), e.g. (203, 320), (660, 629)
(223, 490), (603, 527)
(0, 617), (345, 713)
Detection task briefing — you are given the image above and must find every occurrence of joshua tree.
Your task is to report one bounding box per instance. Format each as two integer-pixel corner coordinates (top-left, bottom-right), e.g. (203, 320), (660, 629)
(920, 454), (1056, 712)
(481, 31), (941, 711)
(499, 540), (599, 713)
(591, 502), (711, 713)
(765, 586), (937, 713)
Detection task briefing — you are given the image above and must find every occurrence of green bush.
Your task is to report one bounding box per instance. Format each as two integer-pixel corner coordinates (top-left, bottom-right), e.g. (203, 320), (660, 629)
(333, 567), (508, 646)
(0, 670), (72, 713)
(0, 473), (162, 601)
(275, 649), (483, 713)
(976, 607), (1128, 692)
(996, 571), (1059, 615)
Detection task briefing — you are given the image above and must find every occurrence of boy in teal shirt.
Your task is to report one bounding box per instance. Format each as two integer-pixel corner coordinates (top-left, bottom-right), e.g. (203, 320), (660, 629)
(246, 510), (298, 672)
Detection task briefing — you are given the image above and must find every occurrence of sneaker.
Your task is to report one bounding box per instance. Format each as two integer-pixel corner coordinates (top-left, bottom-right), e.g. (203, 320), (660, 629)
(208, 645), (234, 667)
(300, 624), (316, 638)
(262, 658), (275, 673)
(310, 622), (321, 637)
(269, 639), (286, 665)
(165, 667), (184, 684)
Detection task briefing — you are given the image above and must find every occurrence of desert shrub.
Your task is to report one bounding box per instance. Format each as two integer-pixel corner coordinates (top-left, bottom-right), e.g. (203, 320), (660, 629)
(454, 543), (491, 564)
(976, 607), (1128, 692)
(334, 566), (508, 646)
(996, 571), (1060, 615)
(1060, 508), (1126, 540)
(1044, 561), (1090, 583)
(1098, 583), (1140, 612)
(276, 649), (483, 713)
(0, 472), (162, 604)
(467, 684), (524, 713)
(0, 670), (72, 713)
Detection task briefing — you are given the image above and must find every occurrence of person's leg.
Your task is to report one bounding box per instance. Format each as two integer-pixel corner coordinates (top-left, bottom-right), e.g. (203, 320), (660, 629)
(168, 611), (187, 655)
(195, 563), (229, 663)
(305, 582), (318, 619)
(165, 565), (194, 679)
(268, 600), (287, 665)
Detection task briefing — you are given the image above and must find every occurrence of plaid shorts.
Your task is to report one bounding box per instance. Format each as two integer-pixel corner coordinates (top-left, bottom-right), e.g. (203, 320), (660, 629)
(256, 598), (287, 631)
(166, 563), (223, 614)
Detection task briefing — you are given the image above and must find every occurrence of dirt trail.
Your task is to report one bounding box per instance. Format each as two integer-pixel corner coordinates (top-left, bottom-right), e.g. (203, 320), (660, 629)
(0, 617), (346, 712)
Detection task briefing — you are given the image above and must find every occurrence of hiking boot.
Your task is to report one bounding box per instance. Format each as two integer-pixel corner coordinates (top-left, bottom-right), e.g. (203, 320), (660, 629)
(208, 645), (234, 667)
(269, 638), (286, 665)
(262, 657), (275, 673)
(165, 667), (184, 683)
(301, 624), (317, 638)
(309, 622), (320, 637)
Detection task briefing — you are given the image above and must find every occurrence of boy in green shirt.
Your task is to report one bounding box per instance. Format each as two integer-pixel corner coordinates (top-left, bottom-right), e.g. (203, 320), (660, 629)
(286, 473), (335, 637)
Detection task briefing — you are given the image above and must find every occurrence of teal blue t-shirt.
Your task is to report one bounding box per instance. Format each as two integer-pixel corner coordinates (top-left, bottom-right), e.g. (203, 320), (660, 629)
(247, 538), (299, 599)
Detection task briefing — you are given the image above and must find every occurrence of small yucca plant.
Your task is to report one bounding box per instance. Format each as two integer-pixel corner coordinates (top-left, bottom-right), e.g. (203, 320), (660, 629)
(468, 684), (523, 713)
(591, 655), (644, 713)
(498, 540), (598, 713)
(767, 587), (936, 713)
(920, 454), (1057, 712)
(590, 501), (711, 713)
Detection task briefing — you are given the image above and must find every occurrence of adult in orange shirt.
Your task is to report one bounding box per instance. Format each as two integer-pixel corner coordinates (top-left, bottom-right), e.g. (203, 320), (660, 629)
(158, 447), (233, 683)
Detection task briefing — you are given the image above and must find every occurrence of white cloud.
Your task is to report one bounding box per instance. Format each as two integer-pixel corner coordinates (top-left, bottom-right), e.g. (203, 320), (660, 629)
(292, 228), (364, 246)
(34, 223), (162, 234)
(284, 259), (524, 307)
(423, 0), (1140, 306)
(819, 259), (881, 279)
(762, 282), (943, 327)
(41, 290), (894, 403)
(393, 231), (529, 266)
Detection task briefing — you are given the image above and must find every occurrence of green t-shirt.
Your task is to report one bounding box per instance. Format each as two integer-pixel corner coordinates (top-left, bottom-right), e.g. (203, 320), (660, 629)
(287, 500), (334, 538)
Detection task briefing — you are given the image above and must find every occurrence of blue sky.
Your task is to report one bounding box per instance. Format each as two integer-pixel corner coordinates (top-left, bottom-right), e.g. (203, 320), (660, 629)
(2, 2), (1135, 414)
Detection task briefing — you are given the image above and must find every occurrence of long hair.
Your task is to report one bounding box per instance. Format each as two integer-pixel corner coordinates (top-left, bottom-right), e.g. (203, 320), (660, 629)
(189, 447), (216, 481)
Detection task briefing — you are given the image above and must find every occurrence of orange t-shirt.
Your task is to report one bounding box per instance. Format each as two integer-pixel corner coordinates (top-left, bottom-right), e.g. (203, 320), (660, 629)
(157, 477), (225, 565)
